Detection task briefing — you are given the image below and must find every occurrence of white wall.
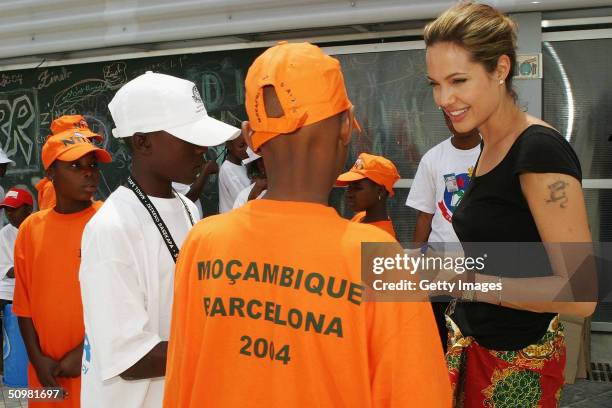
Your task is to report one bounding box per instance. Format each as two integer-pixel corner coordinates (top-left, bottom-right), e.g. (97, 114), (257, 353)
(511, 12), (543, 119)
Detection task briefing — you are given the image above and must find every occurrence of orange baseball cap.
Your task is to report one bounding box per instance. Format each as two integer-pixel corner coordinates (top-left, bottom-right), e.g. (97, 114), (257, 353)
(245, 41), (360, 151)
(49, 115), (103, 142)
(336, 153), (400, 197)
(42, 131), (112, 170)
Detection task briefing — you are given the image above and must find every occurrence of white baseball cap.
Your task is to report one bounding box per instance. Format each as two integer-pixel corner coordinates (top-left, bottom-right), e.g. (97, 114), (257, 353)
(108, 72), (240, 147)
(0, 147), (14, 165)
(242, 147), (261, 165)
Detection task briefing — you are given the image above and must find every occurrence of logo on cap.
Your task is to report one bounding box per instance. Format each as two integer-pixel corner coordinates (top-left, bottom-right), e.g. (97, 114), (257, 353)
(353, 158), (364, 170)
(192, 86), (203, 105)
(60, 134), (91, 147)
(6, 191), (18, 199)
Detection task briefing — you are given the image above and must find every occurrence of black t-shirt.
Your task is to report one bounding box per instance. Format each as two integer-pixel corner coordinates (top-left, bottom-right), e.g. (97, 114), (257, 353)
(452, 125), (582, 350)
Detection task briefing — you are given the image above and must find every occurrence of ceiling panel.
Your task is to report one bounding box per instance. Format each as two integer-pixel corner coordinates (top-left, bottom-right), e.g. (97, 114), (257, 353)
(0, 0), (610, 60)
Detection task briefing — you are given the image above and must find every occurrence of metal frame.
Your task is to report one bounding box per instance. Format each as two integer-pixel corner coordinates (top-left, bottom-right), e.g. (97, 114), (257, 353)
(592, 322), (612, 332)
(0, 28), (423, 72)
(543, 28), (612, 41)
(542, 15), (612, 28)
(322, 40), (425, 55)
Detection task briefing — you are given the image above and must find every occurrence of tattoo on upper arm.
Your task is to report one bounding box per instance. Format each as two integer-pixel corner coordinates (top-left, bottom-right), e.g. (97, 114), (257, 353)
(546, 180), (569, 208)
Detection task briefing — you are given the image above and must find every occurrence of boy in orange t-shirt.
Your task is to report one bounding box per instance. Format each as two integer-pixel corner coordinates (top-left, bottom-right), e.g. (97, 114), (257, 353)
(164, 42), (451, 407)
(13, 129), (111, 407)
(35, 115), (104, 210)
(337, 152), (400, 238)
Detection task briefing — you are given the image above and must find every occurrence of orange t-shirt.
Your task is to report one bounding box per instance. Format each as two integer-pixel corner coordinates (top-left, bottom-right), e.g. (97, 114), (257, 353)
(35, 177), (56, 210)
(351, 211), (396, 239)
(13, 202), (102, 408)
(164, 199), (450, 408)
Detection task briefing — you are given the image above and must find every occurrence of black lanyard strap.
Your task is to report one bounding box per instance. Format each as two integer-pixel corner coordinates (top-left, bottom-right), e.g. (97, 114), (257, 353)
(125, 176), (195, 263)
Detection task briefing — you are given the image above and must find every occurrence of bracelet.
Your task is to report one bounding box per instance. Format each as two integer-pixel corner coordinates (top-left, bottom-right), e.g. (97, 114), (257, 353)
(461, 271), (476, 302)
(462, 288), (476, 302)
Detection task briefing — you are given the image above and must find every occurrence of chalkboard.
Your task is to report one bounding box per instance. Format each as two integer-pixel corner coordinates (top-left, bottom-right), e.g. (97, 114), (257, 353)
(335, 50), (453, 241)
(0, 48), (264, 216)
(0, 46), (453, 239)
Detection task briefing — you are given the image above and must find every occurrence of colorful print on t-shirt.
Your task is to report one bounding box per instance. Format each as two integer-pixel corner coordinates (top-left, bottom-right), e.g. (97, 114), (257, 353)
(437, 166), (474, 223)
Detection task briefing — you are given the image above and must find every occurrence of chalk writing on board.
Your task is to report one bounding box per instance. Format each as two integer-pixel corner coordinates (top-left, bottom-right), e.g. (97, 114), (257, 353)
(40, 111), (51, 126)
(0, 92), (36, 166)
(102, 62), (127, 89)
(0, 73), (23, 88)
(202, 71), (225, 111)
(51, 62), (127, 116)
(37, 67), (73, 90)
(133, 56), (188, 77)
(52, 79), (108, 116)
(84, 115), (130, 170)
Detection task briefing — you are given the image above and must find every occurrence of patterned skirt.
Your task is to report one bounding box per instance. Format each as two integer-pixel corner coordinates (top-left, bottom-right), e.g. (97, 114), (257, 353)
(445, 313), (566, 408)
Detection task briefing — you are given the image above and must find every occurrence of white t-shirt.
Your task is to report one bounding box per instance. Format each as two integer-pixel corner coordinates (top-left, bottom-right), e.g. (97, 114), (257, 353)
(232, 183), (267, 209)
(218, 160), (250, 213)
(79, 186), (198, 408)
(406, 137), (480, 243)
(0, 224), (17, 300)
(171, 182), (203, 219)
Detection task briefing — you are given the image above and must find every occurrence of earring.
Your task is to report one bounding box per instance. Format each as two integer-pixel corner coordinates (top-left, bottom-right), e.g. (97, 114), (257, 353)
(499, 79), (505, 85)
(437, 106), (442, 110)
(378, 194), (382, 201)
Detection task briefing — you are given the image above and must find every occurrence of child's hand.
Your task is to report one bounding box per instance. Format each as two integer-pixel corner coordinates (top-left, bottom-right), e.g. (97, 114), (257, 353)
(253, 177), (268, 193)
(54, 346), (83, 378)
(33, 355), (60, 387)
(202, 160), (219, 175)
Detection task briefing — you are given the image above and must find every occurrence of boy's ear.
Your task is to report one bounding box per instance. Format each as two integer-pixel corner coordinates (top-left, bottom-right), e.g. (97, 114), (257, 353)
(339, 106), (355, 146)
(242, 121), (255, 151)
(45, 165), (55, 182)
(131, 132), (153, 156)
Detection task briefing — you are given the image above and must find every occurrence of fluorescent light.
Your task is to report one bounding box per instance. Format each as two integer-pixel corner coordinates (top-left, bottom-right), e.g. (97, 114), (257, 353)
(543, 42), (574, 142)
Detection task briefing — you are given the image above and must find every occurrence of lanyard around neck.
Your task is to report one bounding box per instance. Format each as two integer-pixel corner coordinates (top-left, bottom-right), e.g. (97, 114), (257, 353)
(125, 176), (195, 263)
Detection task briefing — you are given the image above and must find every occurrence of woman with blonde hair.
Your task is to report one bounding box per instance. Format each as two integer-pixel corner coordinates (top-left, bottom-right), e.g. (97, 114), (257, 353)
(424, 2), (595, 407)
